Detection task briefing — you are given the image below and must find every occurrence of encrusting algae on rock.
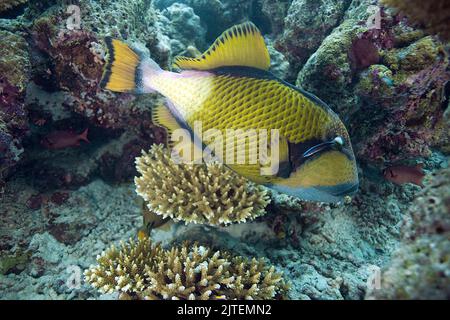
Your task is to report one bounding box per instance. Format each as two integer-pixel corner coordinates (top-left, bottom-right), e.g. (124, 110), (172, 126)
(381, 0), (450, 41)
(84, 237), (289, 300)
(134, 144), (270, 226)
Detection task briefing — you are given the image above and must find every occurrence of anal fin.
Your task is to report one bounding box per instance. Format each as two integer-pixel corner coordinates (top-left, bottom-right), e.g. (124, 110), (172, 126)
(152, 101), (182, 149)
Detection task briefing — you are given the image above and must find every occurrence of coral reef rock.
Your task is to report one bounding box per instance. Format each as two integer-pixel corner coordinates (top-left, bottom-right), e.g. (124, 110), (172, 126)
(382, 0), (450, 41)
(296, 2), (371, 116)
(261, 0), (292, 35)
(154, 0), (258, 42)
(160, 3), (206, 55)
(276, 0), (352, 69)
(368, 168), (450, 300)
(0, 30), (30, 185)
(30, 7), (161, 130)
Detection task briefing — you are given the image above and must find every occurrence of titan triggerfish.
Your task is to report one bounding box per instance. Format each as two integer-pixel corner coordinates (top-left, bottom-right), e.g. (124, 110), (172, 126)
(101, 22), (359, 203)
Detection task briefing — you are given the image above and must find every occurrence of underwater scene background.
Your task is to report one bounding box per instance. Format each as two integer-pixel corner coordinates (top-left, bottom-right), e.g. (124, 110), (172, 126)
(0, 0), (449, 300)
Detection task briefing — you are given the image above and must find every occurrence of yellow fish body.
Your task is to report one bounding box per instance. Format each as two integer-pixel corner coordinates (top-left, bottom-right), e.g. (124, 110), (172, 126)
(101, 22), (359, 203)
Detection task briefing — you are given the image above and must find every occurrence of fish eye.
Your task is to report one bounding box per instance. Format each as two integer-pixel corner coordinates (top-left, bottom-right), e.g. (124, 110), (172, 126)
(302, 136), (346, 160)
(334, 136), (344, 146)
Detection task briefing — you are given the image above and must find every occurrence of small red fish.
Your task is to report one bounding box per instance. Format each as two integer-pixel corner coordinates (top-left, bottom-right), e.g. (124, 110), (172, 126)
(41, 128), (89, 150)
(383, 164), (425, 187)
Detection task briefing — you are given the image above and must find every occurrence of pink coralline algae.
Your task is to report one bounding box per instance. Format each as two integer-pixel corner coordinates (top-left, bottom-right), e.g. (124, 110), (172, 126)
(352, 10), (449, 165)
(350, 12), (401, 70)
(295, 2), (449, 168)
(357, 57), (449, 164)
(26, 194), (43, 210)
(0, 76), (29, 183)
(32, 26), (117, 128)
(50, 192), (70, 206)
(31, 19), (157, 132)
(17, 14), (164, 190)
(349, 38), (380, 70)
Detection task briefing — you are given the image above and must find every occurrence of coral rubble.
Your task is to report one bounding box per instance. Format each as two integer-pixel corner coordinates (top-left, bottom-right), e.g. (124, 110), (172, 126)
(85, 237), (288, 300)
(135, 145), (270, 226)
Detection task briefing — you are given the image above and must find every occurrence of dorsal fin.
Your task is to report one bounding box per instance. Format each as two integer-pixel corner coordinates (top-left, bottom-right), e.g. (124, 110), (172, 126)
(174, 22), (271, 71)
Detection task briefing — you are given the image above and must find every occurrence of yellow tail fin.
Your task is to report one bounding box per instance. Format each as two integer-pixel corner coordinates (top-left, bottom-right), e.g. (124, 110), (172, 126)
(101, 37), (142, 92)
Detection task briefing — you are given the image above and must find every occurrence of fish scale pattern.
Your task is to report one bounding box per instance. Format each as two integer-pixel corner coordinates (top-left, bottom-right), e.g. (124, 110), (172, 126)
(185, 74), (331, 144)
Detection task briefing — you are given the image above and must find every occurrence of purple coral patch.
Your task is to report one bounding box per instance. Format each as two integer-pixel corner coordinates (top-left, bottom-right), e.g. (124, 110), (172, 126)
(349, 38), (380, 70)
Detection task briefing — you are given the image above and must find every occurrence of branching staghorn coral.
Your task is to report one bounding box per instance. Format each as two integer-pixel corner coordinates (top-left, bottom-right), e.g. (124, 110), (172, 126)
(0, 0), (27, 13)
(85, 237), (289, 300)
(382, 0), (450, 41)
(135, 144), (270, 226)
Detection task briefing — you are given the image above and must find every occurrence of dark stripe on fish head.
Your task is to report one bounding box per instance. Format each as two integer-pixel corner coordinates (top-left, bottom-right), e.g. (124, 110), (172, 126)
(272, 113), (359, 202)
